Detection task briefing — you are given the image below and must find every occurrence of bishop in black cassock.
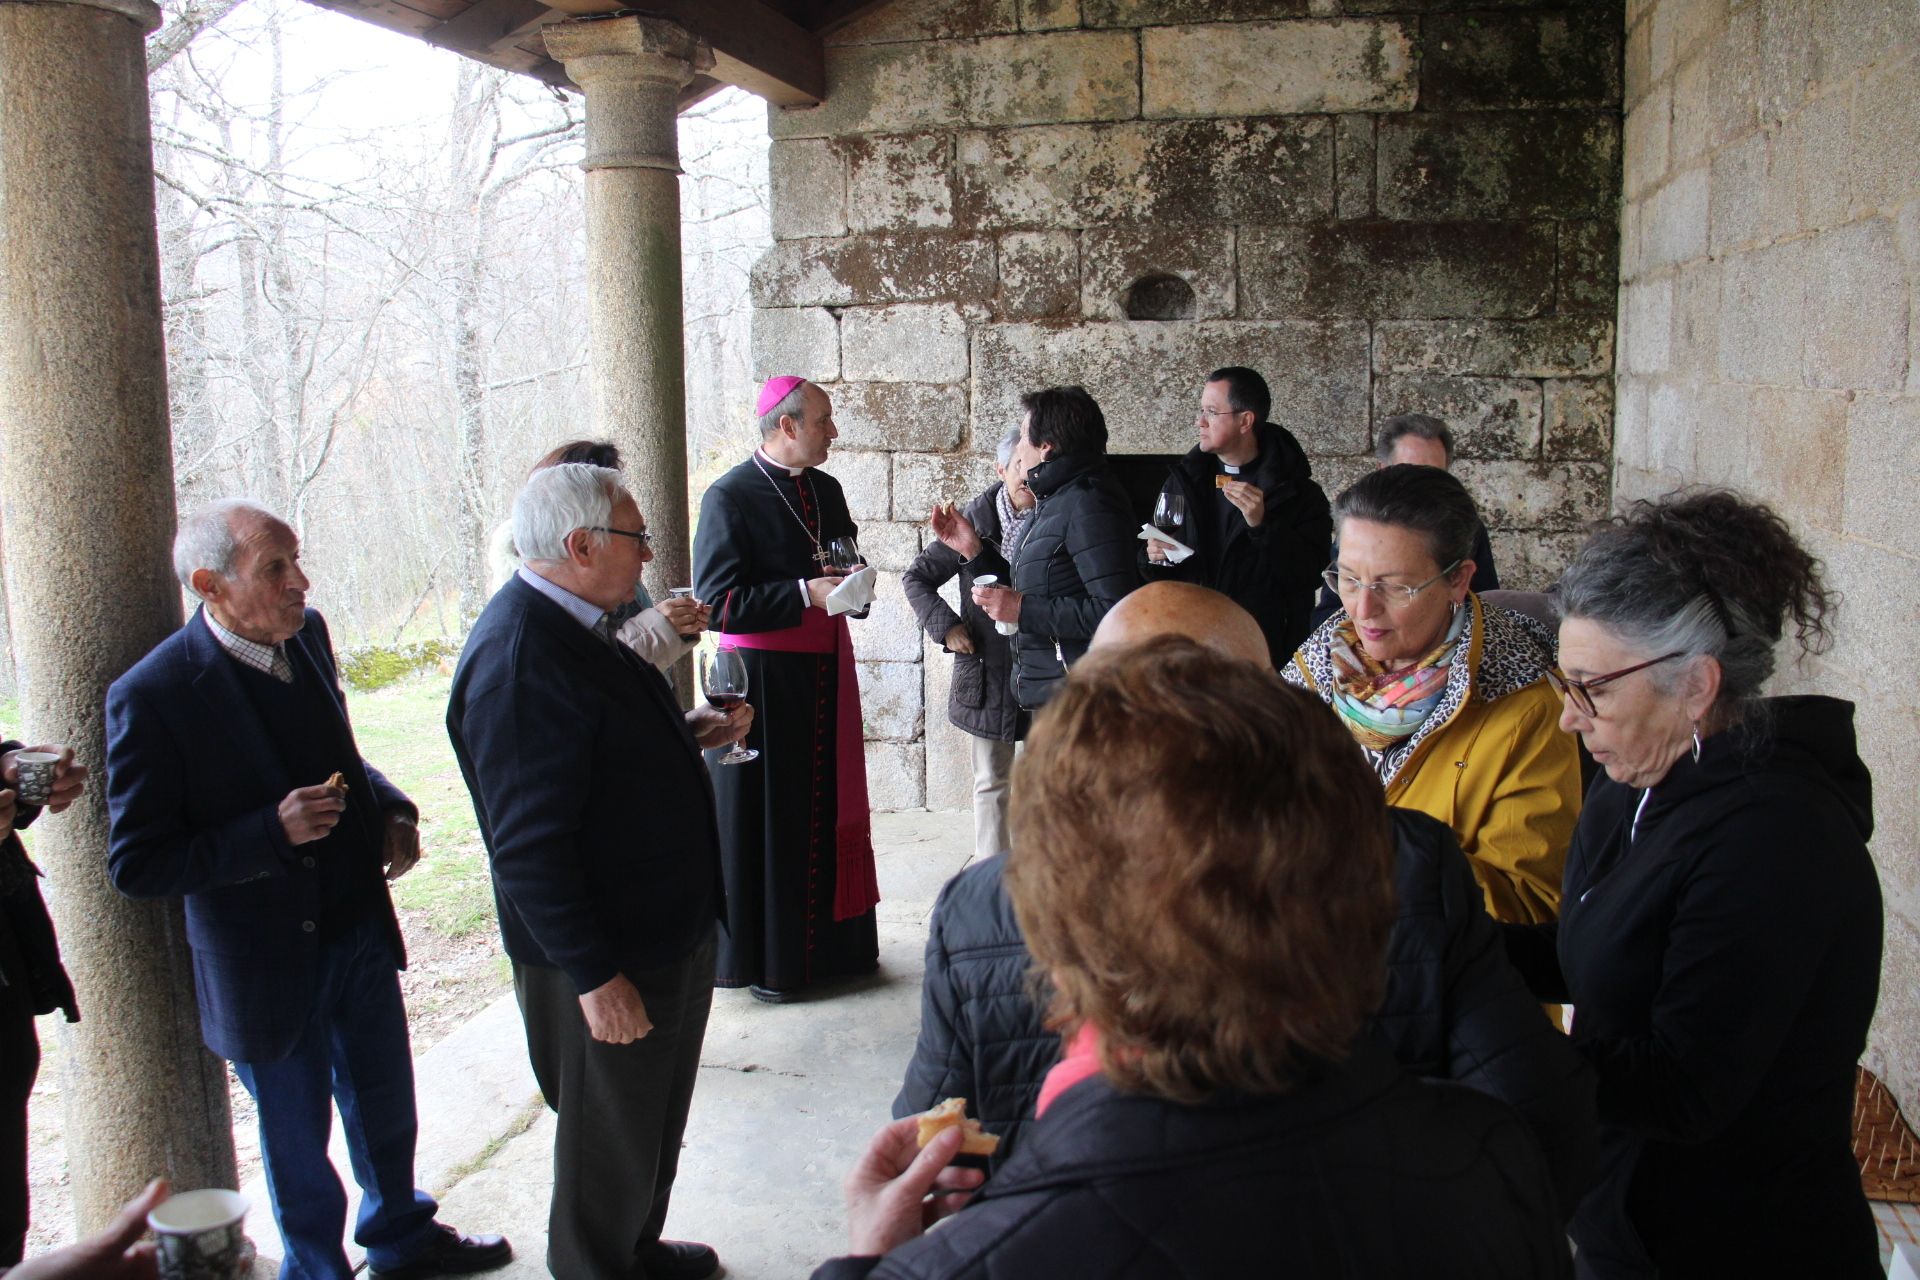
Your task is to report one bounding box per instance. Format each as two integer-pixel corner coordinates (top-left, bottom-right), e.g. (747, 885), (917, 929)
(693, 378), (879, 999)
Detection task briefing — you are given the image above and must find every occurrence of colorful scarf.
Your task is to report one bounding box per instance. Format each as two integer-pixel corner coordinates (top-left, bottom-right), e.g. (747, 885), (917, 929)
(1327, 604), (1468, 751)
(995, 482), (1033, 562)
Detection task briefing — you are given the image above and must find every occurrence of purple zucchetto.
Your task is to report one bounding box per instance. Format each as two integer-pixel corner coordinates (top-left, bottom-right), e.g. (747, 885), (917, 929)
(756, 375), (807, 417)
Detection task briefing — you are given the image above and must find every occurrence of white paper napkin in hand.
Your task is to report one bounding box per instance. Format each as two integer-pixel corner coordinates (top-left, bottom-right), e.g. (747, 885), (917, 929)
(1138, 523), (1195, 565)
(826, 565), (878, 616)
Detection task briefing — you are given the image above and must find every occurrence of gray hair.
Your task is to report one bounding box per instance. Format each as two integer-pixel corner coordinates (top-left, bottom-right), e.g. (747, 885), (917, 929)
(513, 463), (623, 562)
(1554, 489), (1833, 725)
(757, 382), (809, 438)
(1375, 413), (1456, 466)
(174, 498), (281, 598)
(994, 425), (1022, 469)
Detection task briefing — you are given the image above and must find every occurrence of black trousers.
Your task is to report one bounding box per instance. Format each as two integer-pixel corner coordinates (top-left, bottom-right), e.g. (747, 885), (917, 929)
(0, 982), (39, 1267)
(514, 927), (716, 1280)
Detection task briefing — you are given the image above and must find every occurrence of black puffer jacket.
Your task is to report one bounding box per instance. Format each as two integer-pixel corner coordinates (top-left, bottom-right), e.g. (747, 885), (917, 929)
(1503, 696), (1882, 1278)
(1145, 420), (1331, 664)
(966, 452), (1139, 710)
(893, 811), (1598, 1212)
(835, 1040), (1571, 1280)
(902, 487), (1018, 744)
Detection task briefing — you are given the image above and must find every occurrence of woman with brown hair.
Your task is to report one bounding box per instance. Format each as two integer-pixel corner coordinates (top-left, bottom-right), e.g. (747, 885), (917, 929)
(815, 640), (1569, 1279)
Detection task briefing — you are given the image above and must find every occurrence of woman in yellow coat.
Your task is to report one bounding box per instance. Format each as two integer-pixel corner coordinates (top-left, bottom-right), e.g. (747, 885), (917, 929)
(1284, 465), (1580, 924)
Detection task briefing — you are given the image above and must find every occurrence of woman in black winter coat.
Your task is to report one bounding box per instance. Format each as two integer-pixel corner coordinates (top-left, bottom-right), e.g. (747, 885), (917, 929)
(1507, 490), (1882, 1279)
(927, 386), (1139, 712)
(821, 642), (1570, 1280)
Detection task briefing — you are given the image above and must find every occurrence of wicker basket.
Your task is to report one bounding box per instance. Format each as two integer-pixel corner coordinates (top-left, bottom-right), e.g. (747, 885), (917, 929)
(1856, 1066), (1920, 1204)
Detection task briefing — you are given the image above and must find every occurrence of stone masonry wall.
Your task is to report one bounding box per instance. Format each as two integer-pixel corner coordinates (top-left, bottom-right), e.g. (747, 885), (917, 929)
(750, 0), (1623, 813)
(1614, 0), (1920, 1112)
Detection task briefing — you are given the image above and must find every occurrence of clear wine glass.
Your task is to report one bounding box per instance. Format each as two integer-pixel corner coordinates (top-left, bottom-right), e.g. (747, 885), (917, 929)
(828, 536), (864, 573)
(1152, 493), (1187, 541)
(702, 647), (758, 766)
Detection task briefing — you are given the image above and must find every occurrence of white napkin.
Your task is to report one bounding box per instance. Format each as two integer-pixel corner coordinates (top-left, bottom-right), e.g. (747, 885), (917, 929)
(1138, 523), (1195, 565)
(827, 565), (878, 616)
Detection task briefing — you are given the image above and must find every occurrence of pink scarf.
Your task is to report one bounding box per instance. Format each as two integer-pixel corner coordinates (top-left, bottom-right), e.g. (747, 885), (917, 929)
(1035, 1024), (1105, 1118)
(717, 610), (879, 921)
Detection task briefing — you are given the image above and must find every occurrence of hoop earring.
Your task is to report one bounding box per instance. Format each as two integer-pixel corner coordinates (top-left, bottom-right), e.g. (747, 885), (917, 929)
(1691, 724), (1703, 764)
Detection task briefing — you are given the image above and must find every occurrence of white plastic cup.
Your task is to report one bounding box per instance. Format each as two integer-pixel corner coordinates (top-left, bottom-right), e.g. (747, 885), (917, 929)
(972, 575), (1019, 637)
(148, 1188), (251, 1280)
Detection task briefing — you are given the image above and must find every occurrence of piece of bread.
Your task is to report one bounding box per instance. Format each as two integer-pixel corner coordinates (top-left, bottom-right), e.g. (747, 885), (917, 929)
(915, 1097), (1000, 1156)
(1214, 474), (1230, 488)
(326, 771), (348, 793)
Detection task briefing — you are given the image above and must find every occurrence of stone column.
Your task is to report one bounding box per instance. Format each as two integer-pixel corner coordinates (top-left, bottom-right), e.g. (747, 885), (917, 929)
(545, 16), (712, 701)
(0, 0), (236, 1234)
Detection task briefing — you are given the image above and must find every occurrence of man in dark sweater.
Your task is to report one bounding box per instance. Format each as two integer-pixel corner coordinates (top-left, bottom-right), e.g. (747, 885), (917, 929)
(1143, 367), (1332, 665)
(448, 464), (749, 1280)
(106, 500), (508, 1280)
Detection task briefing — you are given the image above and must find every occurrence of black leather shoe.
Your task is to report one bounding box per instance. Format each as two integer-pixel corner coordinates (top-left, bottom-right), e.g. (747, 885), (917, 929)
(638, 1239), (721, 1280)
(748, 984), (794, 1004)
(370, 1225), (513, 1279)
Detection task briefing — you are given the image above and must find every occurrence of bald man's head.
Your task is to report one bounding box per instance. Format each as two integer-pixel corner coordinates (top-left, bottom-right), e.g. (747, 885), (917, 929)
(1089, 582), (1271, 669)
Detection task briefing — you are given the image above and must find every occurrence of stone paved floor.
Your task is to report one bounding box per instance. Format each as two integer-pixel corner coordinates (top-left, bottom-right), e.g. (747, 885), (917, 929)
(241, 810), (974, 1280)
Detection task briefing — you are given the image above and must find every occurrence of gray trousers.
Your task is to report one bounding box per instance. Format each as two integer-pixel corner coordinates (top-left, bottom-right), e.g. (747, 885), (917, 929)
(514, 926), (716, 1280)
(970, 734), (1017, 862)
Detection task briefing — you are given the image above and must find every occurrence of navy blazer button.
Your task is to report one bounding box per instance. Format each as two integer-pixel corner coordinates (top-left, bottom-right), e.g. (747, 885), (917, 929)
(301, 920), (316, 933)
(302, 857), (316, 869)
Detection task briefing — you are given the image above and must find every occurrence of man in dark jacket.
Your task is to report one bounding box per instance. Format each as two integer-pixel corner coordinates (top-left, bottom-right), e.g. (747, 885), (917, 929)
(1143, 367), (1331, 664)
(928, 386), (1139, 711)
(893, 583), (1596, 1211)
(903, 428), (1031, 862)
(106, 499), (508, 1280)
(448, 464), (748, 1280)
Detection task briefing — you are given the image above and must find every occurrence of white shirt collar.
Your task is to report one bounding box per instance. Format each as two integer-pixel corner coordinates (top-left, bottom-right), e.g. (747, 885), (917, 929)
(517, 566), (606, 631)
(755, 447), (803, 477)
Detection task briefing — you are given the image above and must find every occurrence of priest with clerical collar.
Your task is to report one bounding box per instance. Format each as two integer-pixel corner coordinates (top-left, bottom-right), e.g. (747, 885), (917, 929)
(692, 376), (880, 1003)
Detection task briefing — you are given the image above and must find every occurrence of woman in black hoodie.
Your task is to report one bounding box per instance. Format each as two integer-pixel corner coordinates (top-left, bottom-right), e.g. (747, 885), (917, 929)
(1506, 489), (1882, 1278)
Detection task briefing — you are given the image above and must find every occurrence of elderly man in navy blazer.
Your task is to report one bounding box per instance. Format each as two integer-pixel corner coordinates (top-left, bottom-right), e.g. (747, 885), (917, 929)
(105, 500), (509, 1280)
(447, 464), (748, 1280)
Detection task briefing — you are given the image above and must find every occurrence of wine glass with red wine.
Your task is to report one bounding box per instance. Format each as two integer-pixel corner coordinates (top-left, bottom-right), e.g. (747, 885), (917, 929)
(1152, 493), (1187, 544)
(703, 646), (759, 765)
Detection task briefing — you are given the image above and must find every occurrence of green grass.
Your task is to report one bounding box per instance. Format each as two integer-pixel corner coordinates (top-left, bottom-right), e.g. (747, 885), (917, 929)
(348, 672), (498, 940)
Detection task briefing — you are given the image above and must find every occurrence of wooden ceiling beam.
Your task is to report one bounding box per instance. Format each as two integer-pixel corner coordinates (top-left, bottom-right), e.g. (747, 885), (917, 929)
(806, 0), (895, 36)
(423, 0), (550, 54)
(637, 0), (825, 107)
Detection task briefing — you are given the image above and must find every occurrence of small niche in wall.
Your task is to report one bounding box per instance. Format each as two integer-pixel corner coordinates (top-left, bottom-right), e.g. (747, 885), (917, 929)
(1122, 273), (1196, 321)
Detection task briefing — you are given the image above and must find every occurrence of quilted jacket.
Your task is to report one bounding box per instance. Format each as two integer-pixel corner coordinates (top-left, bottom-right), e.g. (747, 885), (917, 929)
(892, 811), (1598, 1214)
(965, 451), (1139, 711)
(828, 1039), (1571, 1279)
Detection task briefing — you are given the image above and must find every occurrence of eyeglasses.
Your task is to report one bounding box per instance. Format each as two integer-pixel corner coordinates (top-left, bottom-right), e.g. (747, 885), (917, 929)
(590, 527), (653, 546)
(1322, 561), (1462, 610)
(1195, 408), (1243, 422)
(1544, 653), (1687, 717)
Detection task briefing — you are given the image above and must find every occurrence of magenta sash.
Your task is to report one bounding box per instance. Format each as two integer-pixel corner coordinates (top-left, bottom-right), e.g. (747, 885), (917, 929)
(718, 611), (880, 921)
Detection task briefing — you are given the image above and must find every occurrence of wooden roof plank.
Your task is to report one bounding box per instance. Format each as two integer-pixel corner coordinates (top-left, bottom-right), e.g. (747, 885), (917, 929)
(423, 0), (550, 54)
(638, 0), (824, 106)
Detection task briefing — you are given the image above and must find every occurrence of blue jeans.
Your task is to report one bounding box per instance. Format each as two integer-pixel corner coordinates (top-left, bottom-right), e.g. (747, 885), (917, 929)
(231, 918), (438, 1280)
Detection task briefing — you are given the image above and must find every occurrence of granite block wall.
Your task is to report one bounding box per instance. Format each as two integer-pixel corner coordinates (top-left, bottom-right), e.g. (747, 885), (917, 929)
(1615, 0), (1919, 1114)
(750, 0), (1624, 811)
